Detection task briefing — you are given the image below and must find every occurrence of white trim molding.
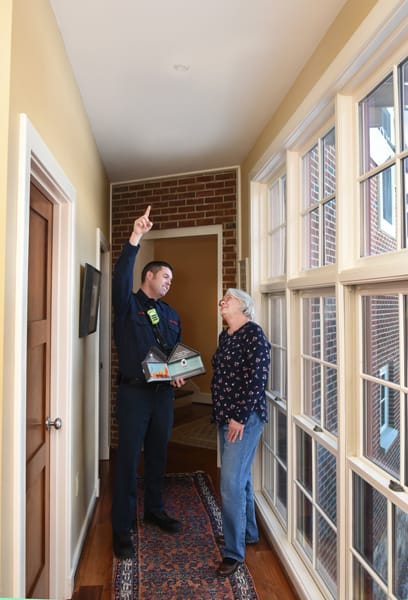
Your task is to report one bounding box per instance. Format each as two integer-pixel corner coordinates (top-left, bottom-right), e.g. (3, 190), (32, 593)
(14, 114), (76, 599)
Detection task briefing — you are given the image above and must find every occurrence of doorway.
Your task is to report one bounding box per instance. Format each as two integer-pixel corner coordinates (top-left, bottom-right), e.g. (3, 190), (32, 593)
(140, 225), (222, 401)
(12, 115), (75, 600)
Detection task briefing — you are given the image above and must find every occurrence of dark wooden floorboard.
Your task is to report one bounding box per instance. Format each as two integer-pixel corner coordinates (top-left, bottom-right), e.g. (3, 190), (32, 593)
(71, 403), (299, 600)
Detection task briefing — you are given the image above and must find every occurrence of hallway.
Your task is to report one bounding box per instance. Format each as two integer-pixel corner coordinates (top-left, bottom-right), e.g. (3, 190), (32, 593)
(72, 402), (299, 600)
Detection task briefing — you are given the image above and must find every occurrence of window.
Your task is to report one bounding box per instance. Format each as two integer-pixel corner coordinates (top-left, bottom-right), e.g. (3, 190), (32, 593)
(262, 294), (288, 524)
(361, 293), (401, 477)
(252, 23), (408, 600)
(302, 128), (336, 269)
(267, 175), (286, 278)
(352, 474), (388, 596)
(295, 427), (337, 597)
(352, 474), (408, 598)
(295, 291), (338, 596)
(359, 60), (408, 256)
(302, 294), (338, 434)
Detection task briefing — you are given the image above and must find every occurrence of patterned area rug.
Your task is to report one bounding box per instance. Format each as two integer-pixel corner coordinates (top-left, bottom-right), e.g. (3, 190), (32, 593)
(170, 416), (217, 450)
(112, 472), (259, 599)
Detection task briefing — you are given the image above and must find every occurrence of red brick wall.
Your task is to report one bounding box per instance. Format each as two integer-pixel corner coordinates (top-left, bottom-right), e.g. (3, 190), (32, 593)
(110, 168), (238, 447)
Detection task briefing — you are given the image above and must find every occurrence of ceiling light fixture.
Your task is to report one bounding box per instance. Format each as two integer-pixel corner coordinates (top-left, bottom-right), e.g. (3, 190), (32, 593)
(173, 64), (190, 72)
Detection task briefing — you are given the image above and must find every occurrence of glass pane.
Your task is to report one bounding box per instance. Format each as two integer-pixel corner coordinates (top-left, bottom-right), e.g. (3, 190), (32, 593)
(282, 350), (287, 401)
(270, 180), (281, 225)
(317, 514), (337, 597)
(263, 446), (272, 496)
(270, 346), (282, 395)
(316, 443), (337, 525)
(296, 489), (313, 560)
(271, 228), (284, 277)
(263, 403), (273, 447)
(393, 504), (408, 599)
(269, 297), (282, 345)
(353, 558), (388, 600)
(303, 359), (321, 423)
(296, 427), (312, 493)
(361, 166), (397, 256)
(277, 410), (287, 463)
(360, 74), (395, 174)
(363, 380), (400, 477)
(362, 295), (400, 384)
(281, 297), (287, 347)
(400, 59), (408, 151)
(353, 474), (388, 583)
(323, 296), (337, 364)
(303, 297), (321, 358)
(323, 198), (336, 265)
(322, 128), (336, 197)
(277, 462), (287, 521)
(324, 366), (338, 435)
(303, 208), (320, 268)
(268, 178), (286, 277)
(403, 158), (408, 248)
(281, 178), (287, 275)
(303, 144), (319, 208)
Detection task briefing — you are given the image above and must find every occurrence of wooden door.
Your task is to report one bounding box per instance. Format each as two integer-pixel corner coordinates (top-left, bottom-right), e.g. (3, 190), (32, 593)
(154, 235), (218, 394)
(25, 183), (53, 598)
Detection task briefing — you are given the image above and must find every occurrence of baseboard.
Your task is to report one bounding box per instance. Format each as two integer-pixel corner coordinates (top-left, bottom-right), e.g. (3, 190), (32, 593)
(69, 489), (98, 595)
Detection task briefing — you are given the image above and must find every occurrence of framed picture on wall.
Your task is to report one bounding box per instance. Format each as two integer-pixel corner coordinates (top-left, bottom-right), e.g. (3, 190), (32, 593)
(79, 263), (101, 337)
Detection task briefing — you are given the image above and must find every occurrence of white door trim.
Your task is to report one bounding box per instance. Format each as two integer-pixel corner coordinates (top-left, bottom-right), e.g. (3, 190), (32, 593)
(95, 229), (111, 465)
(15, 114), (75, 599)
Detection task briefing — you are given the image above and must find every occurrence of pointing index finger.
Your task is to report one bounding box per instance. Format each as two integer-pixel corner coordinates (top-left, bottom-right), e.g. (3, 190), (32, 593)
(144, 205), (151, 218)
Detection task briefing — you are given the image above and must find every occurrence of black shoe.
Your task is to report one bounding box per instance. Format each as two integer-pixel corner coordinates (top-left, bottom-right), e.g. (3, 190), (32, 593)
(143, 510), (181, 533)
(113, 531), (134, 559)
(216, 557), (242, 577)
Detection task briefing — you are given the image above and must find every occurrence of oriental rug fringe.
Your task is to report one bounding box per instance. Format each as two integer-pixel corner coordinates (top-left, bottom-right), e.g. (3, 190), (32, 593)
(112, 471), (259, 600)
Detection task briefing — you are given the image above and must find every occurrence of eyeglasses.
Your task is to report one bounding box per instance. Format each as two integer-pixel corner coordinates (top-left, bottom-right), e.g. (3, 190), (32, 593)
(218, 294), (234, 306)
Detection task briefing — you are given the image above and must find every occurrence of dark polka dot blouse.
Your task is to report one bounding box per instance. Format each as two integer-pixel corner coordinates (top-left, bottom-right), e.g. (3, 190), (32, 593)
(211, 321), (271, 425)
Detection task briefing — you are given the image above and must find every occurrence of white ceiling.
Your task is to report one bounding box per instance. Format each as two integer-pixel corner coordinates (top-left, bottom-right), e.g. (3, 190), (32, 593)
(50, 0), (347, 182)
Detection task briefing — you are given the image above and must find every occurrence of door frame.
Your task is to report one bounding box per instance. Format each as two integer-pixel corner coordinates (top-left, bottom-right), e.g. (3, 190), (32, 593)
(95, 229), (111, 466)
(143, 224), (223, 335)
(13, 114), (75, 599)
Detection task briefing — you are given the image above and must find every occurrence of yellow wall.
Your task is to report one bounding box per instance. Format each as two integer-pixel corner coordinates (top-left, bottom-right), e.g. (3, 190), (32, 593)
(240, 0), (377, 256)
(0, 0), (13, 584)
(1, 0), (110, 593)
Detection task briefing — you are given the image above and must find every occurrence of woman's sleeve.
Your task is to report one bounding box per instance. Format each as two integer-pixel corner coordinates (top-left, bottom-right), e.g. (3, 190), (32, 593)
(233, 327), (271, 423)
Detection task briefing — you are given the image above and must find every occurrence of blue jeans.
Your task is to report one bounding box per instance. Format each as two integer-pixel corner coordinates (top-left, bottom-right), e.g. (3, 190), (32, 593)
(218, 412), (264, 562)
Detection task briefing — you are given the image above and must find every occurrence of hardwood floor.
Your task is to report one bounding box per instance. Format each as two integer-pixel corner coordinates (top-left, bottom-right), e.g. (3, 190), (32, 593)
(72, 403), (299, 600)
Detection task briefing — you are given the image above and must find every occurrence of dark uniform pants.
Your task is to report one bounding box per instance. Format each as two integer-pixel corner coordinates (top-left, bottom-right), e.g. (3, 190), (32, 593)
(111, 382), (174, 533)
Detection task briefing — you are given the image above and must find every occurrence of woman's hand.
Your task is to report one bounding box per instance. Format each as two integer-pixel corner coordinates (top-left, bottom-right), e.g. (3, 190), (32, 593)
(227, 418), (244, 442)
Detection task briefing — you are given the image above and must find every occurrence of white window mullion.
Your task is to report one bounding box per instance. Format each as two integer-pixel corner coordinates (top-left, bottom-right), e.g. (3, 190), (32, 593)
(286, 150), (301, 279)
(287, 288), (299, 549)
(335, 93), (357, 271)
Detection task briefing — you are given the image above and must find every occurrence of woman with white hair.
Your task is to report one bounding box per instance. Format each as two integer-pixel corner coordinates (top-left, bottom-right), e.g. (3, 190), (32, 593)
(211, 288), (271, 577)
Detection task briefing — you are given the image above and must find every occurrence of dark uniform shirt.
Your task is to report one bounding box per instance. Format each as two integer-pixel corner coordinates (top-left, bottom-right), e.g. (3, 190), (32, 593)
(211, 321), (271, 425)
(112, 241), (181, 381)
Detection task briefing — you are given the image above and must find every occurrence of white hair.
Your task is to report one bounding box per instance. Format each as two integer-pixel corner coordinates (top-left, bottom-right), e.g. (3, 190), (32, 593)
(226, 288), (255, 320)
